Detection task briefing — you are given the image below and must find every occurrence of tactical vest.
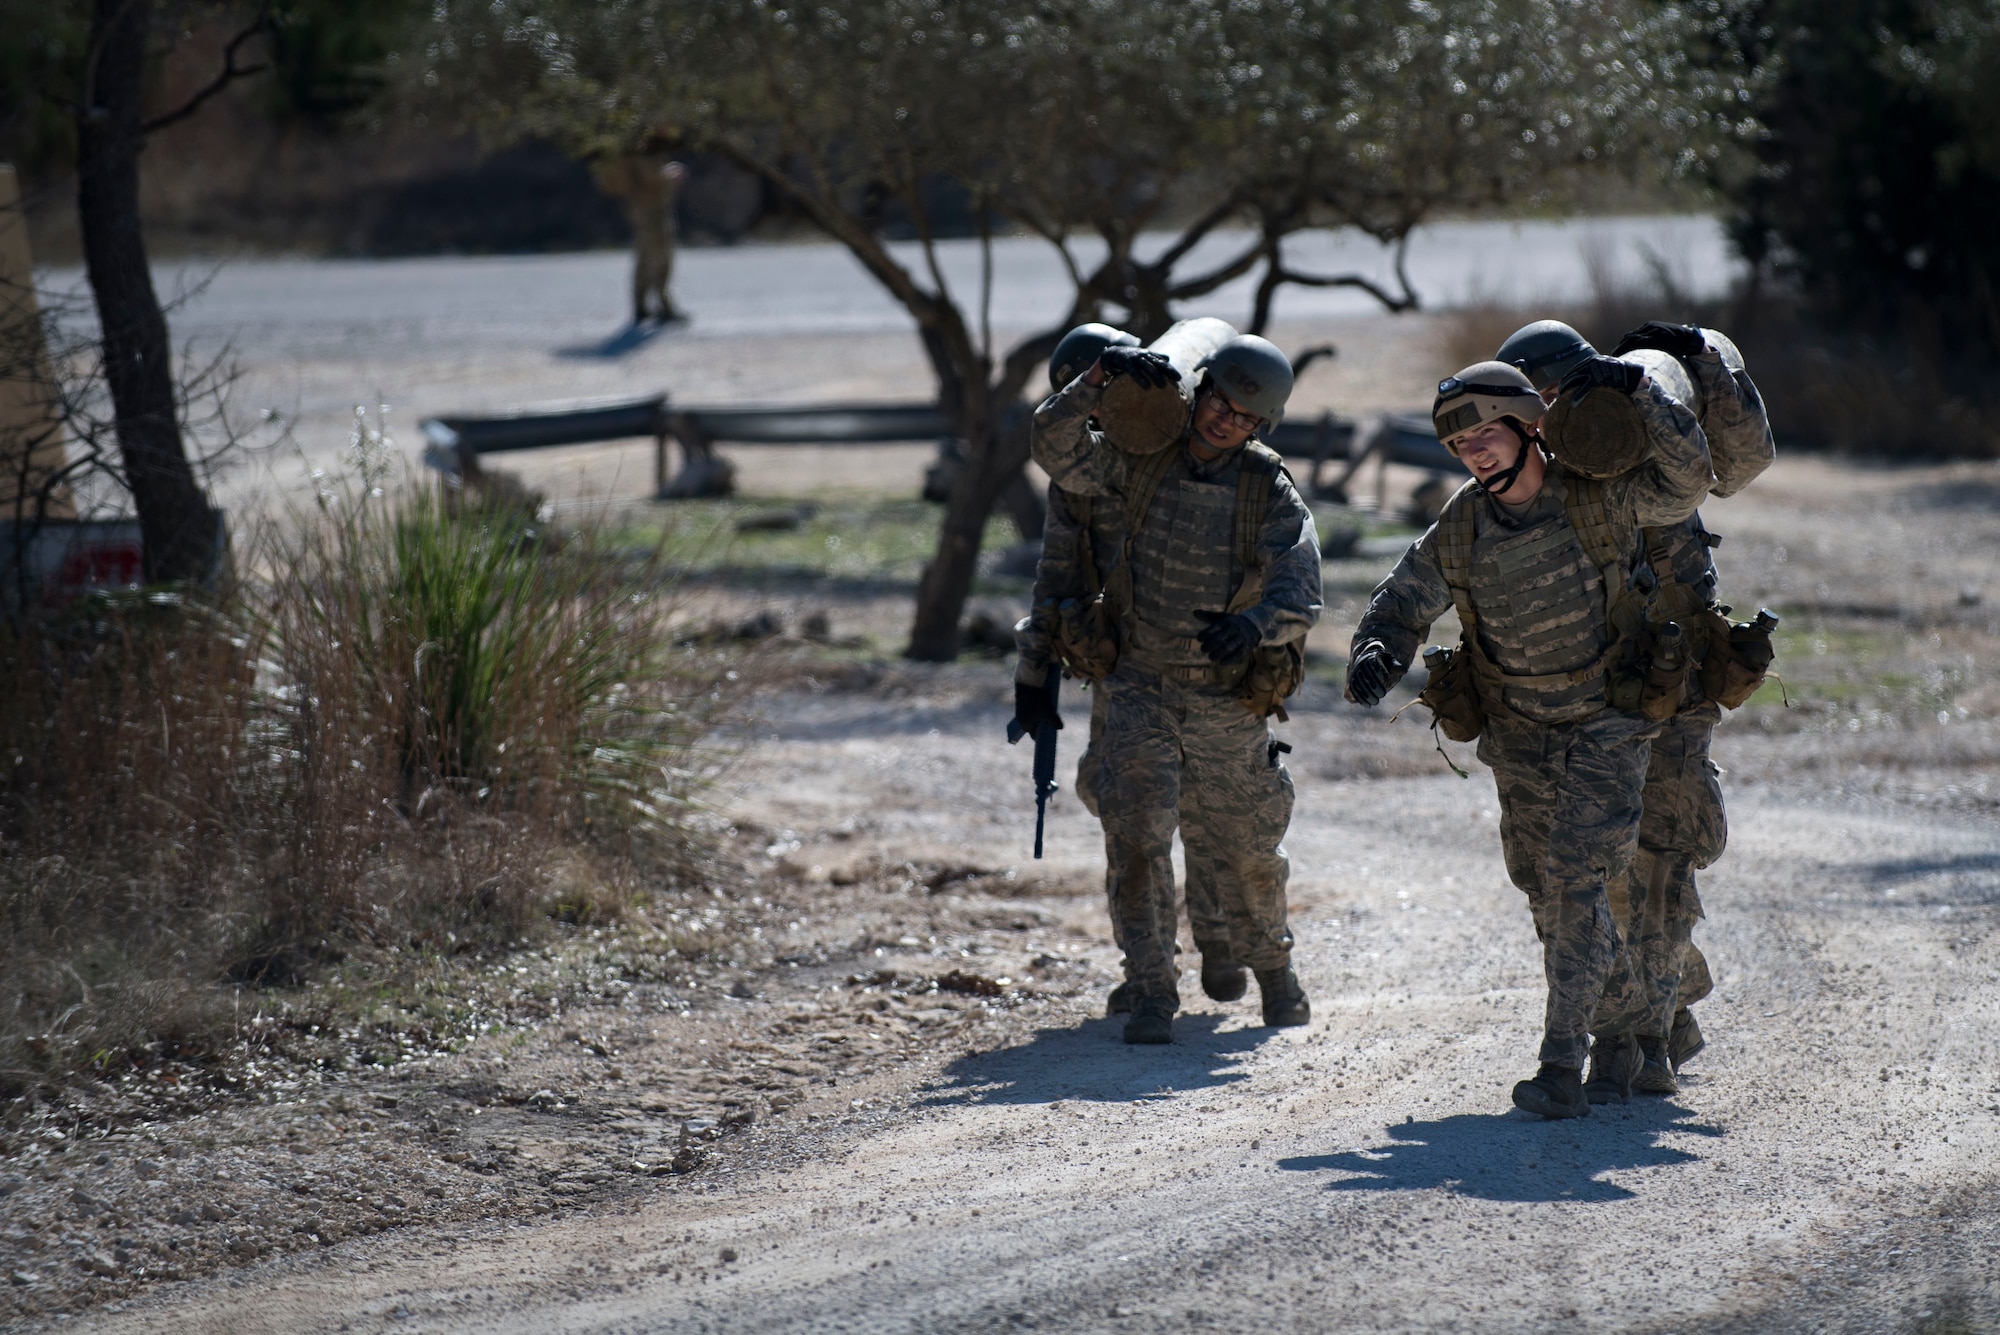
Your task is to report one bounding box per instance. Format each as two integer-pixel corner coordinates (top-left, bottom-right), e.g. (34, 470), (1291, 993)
(1434, 471), (1649, 725)
(1057, 441), (1303, 718)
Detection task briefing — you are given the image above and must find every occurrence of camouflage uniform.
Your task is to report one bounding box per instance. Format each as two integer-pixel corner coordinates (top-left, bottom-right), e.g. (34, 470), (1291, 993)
(1031, 376), (1322, 1008)
(1352, 377), (1711, 1068)
(1623, 343), (1774, 1039)
(1017, 485), (1239, 964)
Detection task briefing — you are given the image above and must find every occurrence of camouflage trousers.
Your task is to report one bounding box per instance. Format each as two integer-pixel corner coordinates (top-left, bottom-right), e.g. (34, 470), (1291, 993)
(1614, 702), (1727, 1039)
(1074, 684), (1240, 966)
(1477, 709), (1660, 1069)
(1094, 665), (1296, 1008)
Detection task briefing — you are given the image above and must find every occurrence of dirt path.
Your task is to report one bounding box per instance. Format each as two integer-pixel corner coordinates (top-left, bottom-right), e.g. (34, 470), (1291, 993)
(56, 682), (2000, 1333)
(19, 455), (2000, 1334)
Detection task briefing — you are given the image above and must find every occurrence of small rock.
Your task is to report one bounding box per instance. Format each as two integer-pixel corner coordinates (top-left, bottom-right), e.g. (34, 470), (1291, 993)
(719, 1248), (738, 1263)
(135, 1159), (164, 1178)
(229, 1238), (261, 1259)
(11, 1270), (38, 1287)
(423, 1186), (445, 1199)
(0, 1173), (29, 1197)
(442, 1151), (472, 1164)
(200, 1204), (227, 1222)
(1961, 584), (1982, 606)
(70, 1187), (105, 1214)
(374, 1094), (400, 1109)
(77, 1250), (120, 1277)
(168, 1210), (198, 1227)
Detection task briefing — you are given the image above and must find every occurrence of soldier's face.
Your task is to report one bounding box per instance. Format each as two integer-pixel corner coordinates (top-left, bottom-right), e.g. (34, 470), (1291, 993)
(1451, 420), (1540, 487)
(1193, 388), (1258, 453)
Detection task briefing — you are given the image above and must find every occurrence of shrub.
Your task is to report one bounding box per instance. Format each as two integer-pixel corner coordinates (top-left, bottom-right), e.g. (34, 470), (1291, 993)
(0, 477), (730, 1094)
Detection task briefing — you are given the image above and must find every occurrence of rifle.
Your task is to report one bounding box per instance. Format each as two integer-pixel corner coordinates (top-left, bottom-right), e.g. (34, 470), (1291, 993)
(1005, 665), (1062, 858)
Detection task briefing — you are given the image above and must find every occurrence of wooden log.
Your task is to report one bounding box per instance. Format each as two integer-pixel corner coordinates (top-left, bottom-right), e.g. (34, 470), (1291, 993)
(1097, 317), (1236, 455)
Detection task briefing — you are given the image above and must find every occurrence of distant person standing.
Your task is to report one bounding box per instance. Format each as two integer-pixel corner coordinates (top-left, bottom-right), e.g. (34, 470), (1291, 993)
(594, 155), (687, 324)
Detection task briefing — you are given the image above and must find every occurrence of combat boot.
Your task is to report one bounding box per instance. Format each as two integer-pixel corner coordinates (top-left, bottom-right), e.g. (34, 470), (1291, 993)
(1123, 997), (1175, 1045)
(1670, 1008), (1705, 1071)
(1633, 1036), (1678, 1095)
(1200, 957), (1248, 1003)
(1255, 966), (1310, 1027)
(1511, 1064), (1588, 1120)
(1105, 981), (1134, 1017)
(1584, 1034), (1642, 1104)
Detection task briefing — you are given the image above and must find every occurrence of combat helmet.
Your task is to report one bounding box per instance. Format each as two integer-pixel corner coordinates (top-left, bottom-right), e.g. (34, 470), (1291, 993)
(1196, 334), (1294, 433)
(1431, 361), (1547, 450)
(1049, 323), (1140, 392)
(1496, 320), (1596, 395)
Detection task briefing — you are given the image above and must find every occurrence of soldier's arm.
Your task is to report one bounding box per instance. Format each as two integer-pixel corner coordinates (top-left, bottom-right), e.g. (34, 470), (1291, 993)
(1687, 352), (1775, 499)
(1242, 471), (1323, 646)
(1350, 526), (1453, 670)
(1030, 377), (1118, 497)
(1014, 485), (1087, 686)
(1612, 377), (1713, 528)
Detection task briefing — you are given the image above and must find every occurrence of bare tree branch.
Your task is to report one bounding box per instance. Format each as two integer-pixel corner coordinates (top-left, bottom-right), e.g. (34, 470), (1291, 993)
(141, 4), (275, 136)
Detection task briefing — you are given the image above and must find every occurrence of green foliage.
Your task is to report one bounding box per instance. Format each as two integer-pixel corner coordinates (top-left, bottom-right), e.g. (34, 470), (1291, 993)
(266, 0), (427, 127)
(1697, 0), (2000, 354)
(1, 466), (729, 1090)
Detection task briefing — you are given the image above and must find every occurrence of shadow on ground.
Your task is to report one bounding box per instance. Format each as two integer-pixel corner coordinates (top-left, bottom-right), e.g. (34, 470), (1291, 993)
(1277, 1099), (1726, 1204)
(555, 319), (678, 359)
(919, 1012), (1288, 1107)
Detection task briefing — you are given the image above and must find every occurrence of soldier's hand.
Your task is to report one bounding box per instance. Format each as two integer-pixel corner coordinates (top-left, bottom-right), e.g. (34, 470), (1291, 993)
(1097, 347), (1178, 391)
(1344, 640), (1403, 707)
(1012, 681), (1063, 736)
(1193, 610), (1260, 665)
(1611, 321), (1709, 360)
(1558, 354), (1646, 402)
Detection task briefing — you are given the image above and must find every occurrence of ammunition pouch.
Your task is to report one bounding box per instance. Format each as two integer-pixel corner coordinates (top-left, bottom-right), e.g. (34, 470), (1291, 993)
(1697, 607), (1775, 709)
(1418, 641), (1486, 742)
(1237, 639), (1305, 722)
(1053, 594), (1120, 682)
(1603, 622), (1693, 721)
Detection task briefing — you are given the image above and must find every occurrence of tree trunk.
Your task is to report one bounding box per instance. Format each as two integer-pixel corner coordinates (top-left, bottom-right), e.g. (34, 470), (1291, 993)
(75, 0), (216, 583)
(907, 426), (1002, 660)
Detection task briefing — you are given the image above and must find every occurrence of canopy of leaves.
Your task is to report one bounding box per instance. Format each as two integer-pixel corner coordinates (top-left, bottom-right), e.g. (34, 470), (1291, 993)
(1694, 0), (2000, 353)
(416, 0), (1693, 332)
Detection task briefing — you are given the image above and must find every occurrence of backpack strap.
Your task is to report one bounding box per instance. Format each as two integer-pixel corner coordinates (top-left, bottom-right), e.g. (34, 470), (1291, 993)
(1222, 442), (1283, 613)
(1065, 488), (1102, 597)
(1434, 477), (1483, 635)
(1560, 471), (1648, 638)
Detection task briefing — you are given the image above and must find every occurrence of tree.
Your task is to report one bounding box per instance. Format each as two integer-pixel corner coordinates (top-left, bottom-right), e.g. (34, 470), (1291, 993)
(416, 0), (1681, 659)
(1696, 0), (2000, 357)
(0, 0), (421, 582)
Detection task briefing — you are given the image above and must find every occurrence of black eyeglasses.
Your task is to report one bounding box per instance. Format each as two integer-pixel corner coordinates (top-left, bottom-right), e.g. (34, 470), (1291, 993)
(1202, 388), (1261, 431)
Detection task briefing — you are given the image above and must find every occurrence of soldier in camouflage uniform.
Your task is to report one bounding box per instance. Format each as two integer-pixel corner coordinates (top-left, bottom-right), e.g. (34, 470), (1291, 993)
(1015, 327), (1254, 1013)
(1497, 320), (1774, 1092)
(1346, 358), (1712, 1118)
(1016, 490), (1250, 1010)
(1030, 334), (1321, 1045)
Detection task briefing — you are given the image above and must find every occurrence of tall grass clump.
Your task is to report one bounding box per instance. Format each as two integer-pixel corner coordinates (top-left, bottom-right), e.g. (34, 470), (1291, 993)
(1, 475), (730, 1096)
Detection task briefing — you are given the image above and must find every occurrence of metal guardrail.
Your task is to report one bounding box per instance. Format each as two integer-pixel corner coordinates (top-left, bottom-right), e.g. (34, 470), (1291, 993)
(419, 394), (1459, 501)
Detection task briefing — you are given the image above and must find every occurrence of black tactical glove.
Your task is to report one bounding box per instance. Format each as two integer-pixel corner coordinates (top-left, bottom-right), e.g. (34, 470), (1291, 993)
(1193, 610), (1260, 665)
(1557, 353), (1646, 402)
(1012, 681), (1063, 736)
(1611, 321), (1709, 360)
(1343, 640), (1404, 707)
(1096, 347), (1178, 390)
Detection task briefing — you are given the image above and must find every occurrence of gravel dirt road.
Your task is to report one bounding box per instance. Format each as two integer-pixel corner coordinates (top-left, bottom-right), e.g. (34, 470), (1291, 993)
(35, 454), (2000, 1335)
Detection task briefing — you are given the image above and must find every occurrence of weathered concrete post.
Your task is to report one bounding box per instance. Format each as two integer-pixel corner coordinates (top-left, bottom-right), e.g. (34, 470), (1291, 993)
(1095, 316), (1236, 455)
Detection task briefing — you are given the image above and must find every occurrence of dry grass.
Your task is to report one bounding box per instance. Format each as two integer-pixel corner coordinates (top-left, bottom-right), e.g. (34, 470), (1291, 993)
(0, 479), (737, 1099)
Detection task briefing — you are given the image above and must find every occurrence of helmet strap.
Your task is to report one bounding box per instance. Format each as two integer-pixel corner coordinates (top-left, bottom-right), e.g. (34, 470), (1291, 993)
(1475, 419), (1539, 499)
